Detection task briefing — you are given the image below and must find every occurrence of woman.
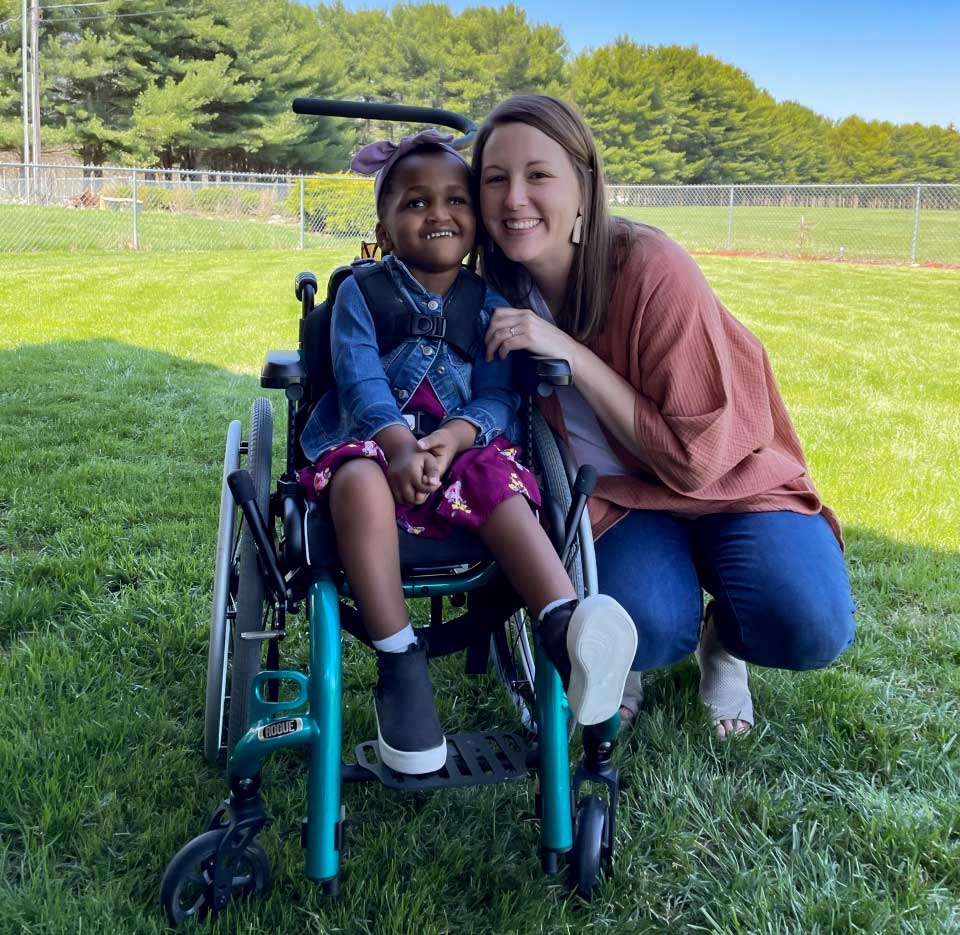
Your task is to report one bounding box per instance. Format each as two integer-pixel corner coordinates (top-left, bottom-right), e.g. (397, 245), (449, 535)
(473, 95), (856, 737)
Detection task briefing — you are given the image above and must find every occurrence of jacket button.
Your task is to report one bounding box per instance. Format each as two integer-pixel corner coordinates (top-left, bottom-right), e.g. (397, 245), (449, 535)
(437, 365), (446, 374)
(422, 345), (434, 357)
(427, 299), (439, 311)
(396, 388), (409, 400)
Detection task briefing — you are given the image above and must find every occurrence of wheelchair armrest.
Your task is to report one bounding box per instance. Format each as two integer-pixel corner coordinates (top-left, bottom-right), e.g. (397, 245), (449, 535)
(532, 356), (572, 384)
(532, 356), (572, 397)
(515, 354), (572, 397)
(261, 350), (307, 390)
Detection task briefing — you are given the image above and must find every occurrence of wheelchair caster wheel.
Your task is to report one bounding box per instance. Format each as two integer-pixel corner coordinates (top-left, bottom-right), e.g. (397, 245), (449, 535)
(160, 829), (270, 926)
(568, 796), (609, 899)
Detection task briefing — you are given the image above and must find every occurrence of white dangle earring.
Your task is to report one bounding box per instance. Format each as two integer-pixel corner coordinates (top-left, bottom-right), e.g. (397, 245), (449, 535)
(571, 213), (583, 245)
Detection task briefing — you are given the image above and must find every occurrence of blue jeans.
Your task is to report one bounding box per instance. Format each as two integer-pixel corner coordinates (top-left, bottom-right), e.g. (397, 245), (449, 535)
(594, 510), (856, 672)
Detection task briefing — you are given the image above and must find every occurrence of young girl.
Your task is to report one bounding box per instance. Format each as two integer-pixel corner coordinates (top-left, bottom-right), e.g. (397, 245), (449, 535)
(298, 129), (637, 775)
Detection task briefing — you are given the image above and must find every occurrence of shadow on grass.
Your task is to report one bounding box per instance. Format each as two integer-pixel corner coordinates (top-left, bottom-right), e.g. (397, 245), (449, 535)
(1, 339), (958, 933)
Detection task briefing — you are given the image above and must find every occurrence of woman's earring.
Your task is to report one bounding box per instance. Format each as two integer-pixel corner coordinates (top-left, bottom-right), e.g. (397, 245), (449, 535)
(571, 214), (583, 245)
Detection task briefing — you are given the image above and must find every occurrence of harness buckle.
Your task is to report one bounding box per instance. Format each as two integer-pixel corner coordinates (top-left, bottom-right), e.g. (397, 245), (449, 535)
(409, 314), (446, 339)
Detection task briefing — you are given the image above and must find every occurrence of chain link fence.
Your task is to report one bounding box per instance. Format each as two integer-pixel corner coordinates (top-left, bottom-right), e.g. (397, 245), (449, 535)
(609, 183), (960, 266)
(2, 163), (958, 266)
(0, 163), (376, 253)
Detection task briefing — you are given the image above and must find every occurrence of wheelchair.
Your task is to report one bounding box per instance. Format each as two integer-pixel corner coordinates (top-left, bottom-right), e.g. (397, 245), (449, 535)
(160, 99), (626, 926)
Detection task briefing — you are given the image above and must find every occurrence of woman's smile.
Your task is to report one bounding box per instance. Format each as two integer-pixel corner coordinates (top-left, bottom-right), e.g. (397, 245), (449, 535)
(502, 218), (543, 233)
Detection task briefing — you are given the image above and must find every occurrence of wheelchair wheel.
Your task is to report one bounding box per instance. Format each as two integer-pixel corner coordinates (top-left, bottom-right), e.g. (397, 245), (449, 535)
(227, 397), (274, 755)
(160, 829), (270, 926)
(490, 410), (595, 730)
(568, 796), (608, 899)
(530, 408), (595, 596)
(491, 609), (537, 730)
(203, 420), (243, 765)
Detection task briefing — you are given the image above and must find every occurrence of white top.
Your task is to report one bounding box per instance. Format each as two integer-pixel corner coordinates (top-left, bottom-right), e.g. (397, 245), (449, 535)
(527, 285), (628, 477)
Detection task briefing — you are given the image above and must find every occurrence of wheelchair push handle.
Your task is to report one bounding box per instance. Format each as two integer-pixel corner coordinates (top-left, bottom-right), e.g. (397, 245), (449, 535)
(292, 97), (477, 151)
(295, 271), (317, 310)
(561, 464), (598, 570)
(227, 469), (290, 606)
(572, 464), (598, 499)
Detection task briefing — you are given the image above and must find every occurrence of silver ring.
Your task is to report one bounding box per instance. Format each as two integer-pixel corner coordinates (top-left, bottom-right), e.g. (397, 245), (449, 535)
(510, 325), (517, 337)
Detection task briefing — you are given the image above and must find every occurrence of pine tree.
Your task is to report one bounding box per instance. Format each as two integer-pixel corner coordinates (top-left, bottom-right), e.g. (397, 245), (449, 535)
(571, 40), (686, 183)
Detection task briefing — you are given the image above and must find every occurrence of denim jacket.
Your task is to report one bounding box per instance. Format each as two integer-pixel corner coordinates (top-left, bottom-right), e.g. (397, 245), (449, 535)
(300, 254), (519, 462)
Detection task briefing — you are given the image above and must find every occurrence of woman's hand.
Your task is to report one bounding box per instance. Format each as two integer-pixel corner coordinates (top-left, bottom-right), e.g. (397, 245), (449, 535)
(485, 307), (579, 364)
(386, 448), (441, 505)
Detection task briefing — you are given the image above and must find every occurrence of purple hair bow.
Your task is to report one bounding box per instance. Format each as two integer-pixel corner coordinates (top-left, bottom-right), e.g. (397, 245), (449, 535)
(350, 128), (468, 207)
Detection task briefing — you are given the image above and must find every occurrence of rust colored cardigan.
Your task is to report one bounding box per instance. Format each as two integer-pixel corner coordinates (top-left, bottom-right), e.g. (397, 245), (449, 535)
(538, 225), (841, 544)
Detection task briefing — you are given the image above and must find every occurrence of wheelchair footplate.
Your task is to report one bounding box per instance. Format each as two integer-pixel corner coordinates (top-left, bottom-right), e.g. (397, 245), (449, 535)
(353, 731), (533, 791)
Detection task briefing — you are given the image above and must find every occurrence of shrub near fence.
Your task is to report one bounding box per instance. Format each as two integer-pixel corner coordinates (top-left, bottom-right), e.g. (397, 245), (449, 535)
(284, 174), (377, 236)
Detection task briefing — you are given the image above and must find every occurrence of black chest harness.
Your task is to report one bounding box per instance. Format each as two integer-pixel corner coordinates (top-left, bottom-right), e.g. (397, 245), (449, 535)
(350, 261), (485, 363)
(304, 260), (485, 397)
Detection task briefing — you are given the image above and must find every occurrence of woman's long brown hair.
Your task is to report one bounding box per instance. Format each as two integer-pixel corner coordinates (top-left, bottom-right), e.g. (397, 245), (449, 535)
(471, 95), (631, 344)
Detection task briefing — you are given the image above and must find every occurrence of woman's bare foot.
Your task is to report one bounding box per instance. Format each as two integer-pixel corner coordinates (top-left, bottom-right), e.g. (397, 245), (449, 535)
(713, 717), (752, 739)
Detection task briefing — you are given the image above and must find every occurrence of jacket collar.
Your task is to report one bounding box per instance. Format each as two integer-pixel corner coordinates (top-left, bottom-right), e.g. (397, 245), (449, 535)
(382, 254), (470, 302)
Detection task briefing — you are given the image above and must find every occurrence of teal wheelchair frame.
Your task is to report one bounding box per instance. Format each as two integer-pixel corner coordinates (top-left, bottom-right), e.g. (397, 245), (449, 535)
(159, 98), (625, 926)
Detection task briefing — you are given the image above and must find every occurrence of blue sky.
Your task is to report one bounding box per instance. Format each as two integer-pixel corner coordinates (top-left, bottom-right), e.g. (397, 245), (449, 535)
(335, 0), (960, 128)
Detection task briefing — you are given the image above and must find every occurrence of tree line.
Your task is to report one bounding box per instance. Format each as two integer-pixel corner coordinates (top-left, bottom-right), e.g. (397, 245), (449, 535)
(1, 0), (957, 182)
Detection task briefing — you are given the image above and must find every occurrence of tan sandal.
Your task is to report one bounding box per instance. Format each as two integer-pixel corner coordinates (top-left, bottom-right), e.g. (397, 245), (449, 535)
(696, 605), (754, 739)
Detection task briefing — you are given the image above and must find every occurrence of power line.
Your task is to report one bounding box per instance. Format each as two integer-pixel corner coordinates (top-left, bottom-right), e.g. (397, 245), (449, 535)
(2, 1), (247, 28)
(2, 0), (117, 25)
(43, 1), (124, 9)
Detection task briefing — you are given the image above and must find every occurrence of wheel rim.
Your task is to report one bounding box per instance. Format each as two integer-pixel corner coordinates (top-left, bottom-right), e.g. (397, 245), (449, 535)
(493, 610), (537, 730)
(204, 419), (242, 765)
(227, 397), (273, 754)
(168, 851), (259, 922)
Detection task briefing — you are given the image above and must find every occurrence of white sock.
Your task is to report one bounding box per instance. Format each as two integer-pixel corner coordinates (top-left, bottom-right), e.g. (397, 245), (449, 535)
(538, 598), (575, 623)
(372, 624), (417, 653)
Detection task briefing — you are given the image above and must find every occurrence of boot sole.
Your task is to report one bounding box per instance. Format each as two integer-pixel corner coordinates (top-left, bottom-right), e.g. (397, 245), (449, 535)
(565, 595), (638, 725)
(375, 709), (448, 775)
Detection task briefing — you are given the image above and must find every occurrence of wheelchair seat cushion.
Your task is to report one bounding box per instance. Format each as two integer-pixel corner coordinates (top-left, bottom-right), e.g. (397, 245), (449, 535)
(304, 500), (493, 572)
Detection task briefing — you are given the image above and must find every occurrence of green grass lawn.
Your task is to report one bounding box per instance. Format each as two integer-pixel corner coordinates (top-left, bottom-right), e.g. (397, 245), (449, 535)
(615, 206), (960, 265)
(3, 202), (959, 265)
(0, 204), (346, 253)
(1, 250), (958, 933)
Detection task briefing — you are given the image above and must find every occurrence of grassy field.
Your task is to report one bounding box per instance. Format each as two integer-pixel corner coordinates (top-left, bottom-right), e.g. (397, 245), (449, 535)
(614, 206), (960, 265)
(2, 202), (959, 265)
(1, 249), (958, 933)
(0, 204), (343, 253)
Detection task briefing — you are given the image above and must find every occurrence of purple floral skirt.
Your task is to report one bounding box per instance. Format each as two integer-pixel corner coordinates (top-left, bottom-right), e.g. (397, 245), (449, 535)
(298, 380), (541, 540)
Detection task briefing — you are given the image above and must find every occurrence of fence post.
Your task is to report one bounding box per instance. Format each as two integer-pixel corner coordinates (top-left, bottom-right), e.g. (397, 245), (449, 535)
(299, 177), (305, 250)
(132, 167), (140, 251)
(910, 185), (921, 265)
(726, 185), (735, 249)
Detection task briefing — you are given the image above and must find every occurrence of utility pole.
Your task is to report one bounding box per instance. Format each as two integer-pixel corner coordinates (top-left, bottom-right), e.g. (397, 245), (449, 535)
(21, 0), (30, 202)
(29, 0), (41, 172)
